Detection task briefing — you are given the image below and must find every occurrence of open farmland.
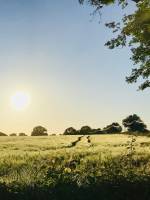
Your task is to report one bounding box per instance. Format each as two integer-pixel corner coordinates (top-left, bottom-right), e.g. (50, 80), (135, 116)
(1, 134), (150, 200)
(0, 134), (150, 156)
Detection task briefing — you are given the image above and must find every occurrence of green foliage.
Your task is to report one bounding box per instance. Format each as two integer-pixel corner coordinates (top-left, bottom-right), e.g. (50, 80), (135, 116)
(63, 126), (103, 135)
(63, 127), (77, 135)
(103, 122), (122, 133)
(79, 0), (150, 90)
(80, 126), (92, 135)
(122, 114), (148, 132)
(90, 128), (103, 134)
(31, 126), (48, 136)
(79, 0), (126, 8)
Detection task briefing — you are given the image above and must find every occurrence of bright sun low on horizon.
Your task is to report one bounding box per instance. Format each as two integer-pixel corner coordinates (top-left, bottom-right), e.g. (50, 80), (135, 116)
(10, 91), (31, 111)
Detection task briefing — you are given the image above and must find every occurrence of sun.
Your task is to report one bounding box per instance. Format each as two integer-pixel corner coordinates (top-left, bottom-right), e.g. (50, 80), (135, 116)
(10, 91), (31, 111)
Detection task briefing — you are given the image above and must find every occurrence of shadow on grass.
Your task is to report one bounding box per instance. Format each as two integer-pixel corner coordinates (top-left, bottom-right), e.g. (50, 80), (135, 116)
(1, 180), (150, 200)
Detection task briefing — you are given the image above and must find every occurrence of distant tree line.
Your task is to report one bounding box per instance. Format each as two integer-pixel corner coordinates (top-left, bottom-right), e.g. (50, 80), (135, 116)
(0, 125), (48, 137)
(0, 132), (28, 136)
(0, 114), (149, 136)
(63, 114), (149, 135)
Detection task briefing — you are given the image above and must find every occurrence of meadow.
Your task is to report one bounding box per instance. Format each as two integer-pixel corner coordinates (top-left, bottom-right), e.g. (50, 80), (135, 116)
(1, 134), (150, 200)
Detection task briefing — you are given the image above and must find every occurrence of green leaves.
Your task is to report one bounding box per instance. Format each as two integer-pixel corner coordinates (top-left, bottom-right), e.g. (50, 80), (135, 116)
(79, 0), (150, 90)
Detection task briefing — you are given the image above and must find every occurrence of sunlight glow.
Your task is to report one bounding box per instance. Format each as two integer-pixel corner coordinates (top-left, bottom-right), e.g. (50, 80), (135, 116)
(10, 91), (31, 111)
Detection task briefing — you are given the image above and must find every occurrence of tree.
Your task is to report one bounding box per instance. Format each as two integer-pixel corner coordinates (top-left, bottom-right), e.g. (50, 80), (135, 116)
(122, 114), (148, 132)
(79, 0), (150, 90)
(31, 126), (48, 136)
(80, 126), (92, 134)
(19, 133), (27, 136)
(63, 127), (77, 135)
(0, 132), (7, 136)
(103, 122), (122, 133)
(91, 128), (103, 134)
(10, 133), (17, 136)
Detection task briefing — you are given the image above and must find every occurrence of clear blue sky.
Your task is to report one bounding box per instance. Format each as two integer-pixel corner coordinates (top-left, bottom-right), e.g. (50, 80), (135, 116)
(0, 0), (149, 134)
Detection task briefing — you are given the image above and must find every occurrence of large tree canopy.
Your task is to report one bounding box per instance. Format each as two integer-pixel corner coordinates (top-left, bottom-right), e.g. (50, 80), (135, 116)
(122, 114), (148, 132)
(79, 0), (150, 90)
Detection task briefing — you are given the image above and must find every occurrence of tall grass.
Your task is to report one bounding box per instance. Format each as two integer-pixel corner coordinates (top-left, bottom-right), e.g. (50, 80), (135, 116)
(0, 134), (150, 199)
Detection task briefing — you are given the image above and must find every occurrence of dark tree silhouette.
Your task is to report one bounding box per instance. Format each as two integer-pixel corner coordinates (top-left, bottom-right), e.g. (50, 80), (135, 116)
(31, 126), (48, 136)
(79, 0), (150, 90)
(80, 126), (92, 135)
(63, 127), (77, 135)
(122, 114), (148, 132)
(10, 133), (17, 136)
(91, 128), (103, 134)
(0, 132), (7, 136)
(19, 133), (27, 136)
(103, 122), (122, 133)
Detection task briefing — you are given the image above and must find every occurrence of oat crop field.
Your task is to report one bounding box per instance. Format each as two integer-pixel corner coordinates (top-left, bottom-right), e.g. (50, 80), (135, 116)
(0, 134), (150, 157)
(1, 134), (150, 200)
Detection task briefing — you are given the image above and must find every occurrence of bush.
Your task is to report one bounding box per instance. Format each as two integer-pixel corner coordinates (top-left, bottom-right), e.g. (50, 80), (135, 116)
(122, 114), (148, 132)
(31, 126), (48, 136)
(103, 122), (122, 133)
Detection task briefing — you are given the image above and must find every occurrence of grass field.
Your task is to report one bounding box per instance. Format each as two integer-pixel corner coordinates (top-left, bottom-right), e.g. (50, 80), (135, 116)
(1, 134), (150, 156)
(1, 134), (150, 200)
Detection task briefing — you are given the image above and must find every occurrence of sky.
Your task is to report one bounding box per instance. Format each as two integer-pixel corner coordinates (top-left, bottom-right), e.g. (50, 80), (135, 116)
(0, 0), (149, 135)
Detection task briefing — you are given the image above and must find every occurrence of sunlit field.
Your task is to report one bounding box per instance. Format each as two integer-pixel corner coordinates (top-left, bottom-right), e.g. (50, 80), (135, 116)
(0, 134), (150, 157)
(1, 134), (150, 200)
(0, 0), (149, 199)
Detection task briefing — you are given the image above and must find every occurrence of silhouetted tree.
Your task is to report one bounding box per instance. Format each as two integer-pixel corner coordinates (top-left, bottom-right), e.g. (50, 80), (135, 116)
(31, 126), (48, 136)
(103, 122), (122, 133)
(90, 128), (103, 134)
(122, 114), (148, 132)
(51, 134), (56, 136)
(80, 126), (92, 135)
(64, 127), (77, 135)
(19, 133), (27, 136)
(0, 132), (7, 136)
(10, 133), (17, 136)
